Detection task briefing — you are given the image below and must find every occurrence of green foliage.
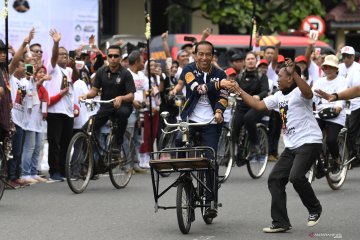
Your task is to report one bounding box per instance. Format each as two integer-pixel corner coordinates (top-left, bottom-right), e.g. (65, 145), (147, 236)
(167, 0), (327, 34)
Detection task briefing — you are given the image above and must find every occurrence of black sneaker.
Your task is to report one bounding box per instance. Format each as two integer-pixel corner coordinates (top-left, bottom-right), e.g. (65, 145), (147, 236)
(263, 225), (292, 233)
(308, 212), (321, 227)
(315, 162), (326, 179)
(204, 208), (217, 218)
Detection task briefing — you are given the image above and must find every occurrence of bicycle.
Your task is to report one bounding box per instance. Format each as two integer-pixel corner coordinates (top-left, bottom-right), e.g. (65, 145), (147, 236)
(157, 95), (185, 177)
(65, 98), (134, 194)
(149, 112), (221, 234)
(307, 115), (350, 190)
(217, 94), (269, 183)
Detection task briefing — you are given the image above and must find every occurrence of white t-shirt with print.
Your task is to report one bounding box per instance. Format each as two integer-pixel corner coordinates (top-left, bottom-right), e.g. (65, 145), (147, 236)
(73, 80), (91, 129)
(313, 75), (347, 126)
(341, 62), (360, 111)
(129, 69), (147, 103)
(189, 73), (215, 123)
(22, 78), (45, 133)
(264, 87), (322, 149)
(44, 63), (74, 117)
(9, 75), (28, 128)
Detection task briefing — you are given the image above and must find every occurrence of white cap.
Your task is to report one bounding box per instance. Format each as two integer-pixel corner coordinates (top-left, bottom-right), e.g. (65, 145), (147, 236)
(341, 46), (355, 55)
(122, 53), (128, 59)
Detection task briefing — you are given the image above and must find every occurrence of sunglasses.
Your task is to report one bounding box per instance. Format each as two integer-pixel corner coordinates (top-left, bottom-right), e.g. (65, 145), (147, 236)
(342, 54), (353, 59)
(108, 54), (120, 59)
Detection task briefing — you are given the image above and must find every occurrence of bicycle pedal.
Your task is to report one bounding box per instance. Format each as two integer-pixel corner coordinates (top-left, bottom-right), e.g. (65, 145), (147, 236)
(217, 203), (222, 208)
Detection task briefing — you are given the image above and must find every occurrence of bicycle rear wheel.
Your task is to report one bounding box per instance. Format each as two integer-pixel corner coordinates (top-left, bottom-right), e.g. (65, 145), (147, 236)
(218, 131), (233, 183)
(157, 127), (177, 177)
(247, 125), (269, 179)
(65, 132), (93, 194)
(109, 132), (133, 189)
(326, 136), (349, 190)
(176, 181), (192, 234)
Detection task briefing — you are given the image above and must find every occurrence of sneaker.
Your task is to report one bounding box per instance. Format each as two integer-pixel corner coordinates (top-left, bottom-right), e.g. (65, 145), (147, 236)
(204, 208), (217, 219)
(308, 212), (321, 227)
(263, 225), (292, 233)
(315, 162), (326, 179)
(48, 173), (64, 182)
(134, 166), (148, 173)
(5, 180), (20, 190)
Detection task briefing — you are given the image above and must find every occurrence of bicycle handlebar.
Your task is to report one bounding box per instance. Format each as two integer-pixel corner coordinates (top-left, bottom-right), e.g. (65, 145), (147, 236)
(161, 111), (215, 134)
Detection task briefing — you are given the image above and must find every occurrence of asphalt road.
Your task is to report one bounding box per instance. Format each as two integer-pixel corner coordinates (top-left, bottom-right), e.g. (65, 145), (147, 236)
(1, 161), (359, 240)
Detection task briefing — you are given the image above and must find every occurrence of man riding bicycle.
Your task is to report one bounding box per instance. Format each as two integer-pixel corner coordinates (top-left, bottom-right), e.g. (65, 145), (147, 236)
(179, 40), (236, 218)
(80, 45), (136, 149)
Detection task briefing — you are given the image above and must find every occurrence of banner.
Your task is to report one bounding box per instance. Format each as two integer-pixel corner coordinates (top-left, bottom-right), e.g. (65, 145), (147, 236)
(0, 0), (99, 62)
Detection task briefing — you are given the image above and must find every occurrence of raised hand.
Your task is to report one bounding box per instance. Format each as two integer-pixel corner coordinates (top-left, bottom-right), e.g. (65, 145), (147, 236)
(49, 29), (61, 43)
(285, 58), (295, 74)
(89, 34), (95, 45)
(161, 31), (168, 40)
(24, 27), (35, 45)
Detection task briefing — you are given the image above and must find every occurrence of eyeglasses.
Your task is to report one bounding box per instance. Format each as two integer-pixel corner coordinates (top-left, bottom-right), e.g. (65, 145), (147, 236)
(108, 54), (120, 59)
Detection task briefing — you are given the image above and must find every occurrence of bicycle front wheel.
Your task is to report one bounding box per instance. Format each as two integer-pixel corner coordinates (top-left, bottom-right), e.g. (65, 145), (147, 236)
(176, 181), (192, 234)
(65, 131), (93, 194)
(218, 131), (233, 183)
(326, 136), (349, 190)
(109, 132), (133, 189)
(247, 125), (269, 179)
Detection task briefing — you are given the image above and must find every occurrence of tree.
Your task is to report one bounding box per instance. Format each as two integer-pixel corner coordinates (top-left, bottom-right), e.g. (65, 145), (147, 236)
(166, 0), (328, 34)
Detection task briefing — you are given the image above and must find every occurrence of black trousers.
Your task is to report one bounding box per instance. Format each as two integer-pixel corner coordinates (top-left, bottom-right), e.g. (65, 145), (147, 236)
(88, 105), (132, 146)
(268, 143), (322, 228)
(268, 111), (282, 156)
(47, 113), (74, 176)
(232, 104), (264, 145)
(347, 108), (360, 157)
(316, 119), (343, 159)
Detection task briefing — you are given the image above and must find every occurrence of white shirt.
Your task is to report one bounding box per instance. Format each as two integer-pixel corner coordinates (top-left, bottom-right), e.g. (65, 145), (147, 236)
(313, 75), (347, 126)
(267, 64), (278, 83)
(9, 75), (28, 128)
(264, 87), (322, 149)
(341, 62), (360, 111)
(308, 60), (321, 86)
(73, 80), (91, 129)
(22, 78), (45, 132)
(189, 73), (215, 123)
(128, 69), (147, 103)
(44, 63), (74, 117)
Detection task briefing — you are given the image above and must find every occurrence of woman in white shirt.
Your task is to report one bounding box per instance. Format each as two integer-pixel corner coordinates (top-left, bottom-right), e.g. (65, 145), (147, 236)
(313, 55), (346, 175)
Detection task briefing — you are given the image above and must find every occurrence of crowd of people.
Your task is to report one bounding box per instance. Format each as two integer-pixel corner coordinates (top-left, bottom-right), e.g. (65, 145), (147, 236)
(1, 26), (360, 233)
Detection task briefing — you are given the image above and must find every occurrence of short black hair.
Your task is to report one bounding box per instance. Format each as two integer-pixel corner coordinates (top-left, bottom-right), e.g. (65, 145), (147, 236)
(172, 60), (179, 67)
(30, 43), (41, 50)
(263, 46), (275, 52)
(128, 50), (141, 65)
(194, 41), (214, 55)
(181, 43), (193, 50)
(107, 45), (122, 55)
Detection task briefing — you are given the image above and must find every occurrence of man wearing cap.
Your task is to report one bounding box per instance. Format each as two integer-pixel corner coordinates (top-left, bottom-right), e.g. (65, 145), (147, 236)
(230, 53), (244, 79)
(121, 53), (129, 68)
(337, 46), (360, 165)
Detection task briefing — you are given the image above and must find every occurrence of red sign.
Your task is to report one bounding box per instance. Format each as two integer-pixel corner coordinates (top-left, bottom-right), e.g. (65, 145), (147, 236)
(301, 16), (326, 36)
